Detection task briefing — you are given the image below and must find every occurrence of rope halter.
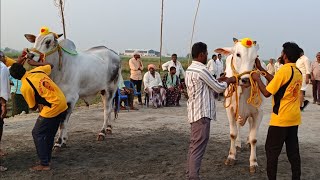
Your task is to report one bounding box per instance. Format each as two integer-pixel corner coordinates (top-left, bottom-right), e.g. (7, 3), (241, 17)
(224, 55), (266, 123)
(29, 44), (63, 71)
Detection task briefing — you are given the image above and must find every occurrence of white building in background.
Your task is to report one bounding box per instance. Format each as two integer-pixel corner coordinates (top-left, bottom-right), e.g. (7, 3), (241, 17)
(123, 49), (160, 57)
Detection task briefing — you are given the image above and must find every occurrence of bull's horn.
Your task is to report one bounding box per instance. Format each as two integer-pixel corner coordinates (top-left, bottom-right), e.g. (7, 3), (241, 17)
(233, 38), (238, 43)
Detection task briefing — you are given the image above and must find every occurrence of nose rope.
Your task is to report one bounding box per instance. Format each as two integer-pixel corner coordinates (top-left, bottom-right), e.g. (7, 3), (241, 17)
(29, 45), (63, 70)
(224, 55), (266, 122)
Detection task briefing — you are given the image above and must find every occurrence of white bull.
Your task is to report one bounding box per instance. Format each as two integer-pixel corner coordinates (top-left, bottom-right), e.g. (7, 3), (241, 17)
(215, 38), (267, 173)
(24, 31), (121, 149)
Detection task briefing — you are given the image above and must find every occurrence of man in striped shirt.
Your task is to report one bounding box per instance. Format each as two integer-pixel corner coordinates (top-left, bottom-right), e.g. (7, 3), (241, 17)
(185, 42), (236, 179)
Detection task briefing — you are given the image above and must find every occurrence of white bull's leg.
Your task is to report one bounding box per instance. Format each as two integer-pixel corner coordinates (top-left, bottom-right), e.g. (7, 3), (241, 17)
(225, 106), (238, 166)
(54, 95), (78, 150)
(248, 110), (263, 173)
(97, 88), (115, 141)
(235, 121), (242, 151)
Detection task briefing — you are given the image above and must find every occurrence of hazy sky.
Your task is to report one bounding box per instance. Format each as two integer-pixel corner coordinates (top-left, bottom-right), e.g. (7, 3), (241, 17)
(1, 0), (319, 60)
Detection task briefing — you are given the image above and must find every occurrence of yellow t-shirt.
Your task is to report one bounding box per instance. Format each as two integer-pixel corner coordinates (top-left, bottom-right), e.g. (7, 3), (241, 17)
(21, 65), (68, 118)
(266, 63), (302, 127)
(4, 56), (16, 67)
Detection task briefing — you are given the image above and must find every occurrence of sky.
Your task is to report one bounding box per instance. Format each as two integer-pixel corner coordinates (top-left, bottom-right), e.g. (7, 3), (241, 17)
(1, 0), (319, 60)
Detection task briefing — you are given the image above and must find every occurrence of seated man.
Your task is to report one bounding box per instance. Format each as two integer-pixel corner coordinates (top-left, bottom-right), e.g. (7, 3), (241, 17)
(117, 75), (138, 110)
(143, 64), (166, 108)
(163, 66), (181, 106)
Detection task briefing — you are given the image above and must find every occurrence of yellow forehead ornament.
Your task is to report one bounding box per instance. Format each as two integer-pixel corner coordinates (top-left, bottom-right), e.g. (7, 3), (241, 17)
(40, 26), (50, 36)
(240, 38), (254, 48)
(39, 26), (59, 38)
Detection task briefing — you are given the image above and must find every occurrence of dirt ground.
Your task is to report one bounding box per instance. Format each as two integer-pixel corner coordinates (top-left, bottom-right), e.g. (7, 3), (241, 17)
(0, 89), (319, 180)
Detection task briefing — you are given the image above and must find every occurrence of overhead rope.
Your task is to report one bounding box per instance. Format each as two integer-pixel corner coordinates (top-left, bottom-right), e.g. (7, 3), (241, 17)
(54, 0), (67, 39)
(159, 0), (164, 73)
(188, 0), (201, 66)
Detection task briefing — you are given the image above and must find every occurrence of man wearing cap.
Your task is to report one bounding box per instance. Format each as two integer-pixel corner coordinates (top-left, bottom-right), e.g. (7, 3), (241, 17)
(143, 64), (166, 108)
(0, 52), (10, 171)
(129, 51), (143, 105)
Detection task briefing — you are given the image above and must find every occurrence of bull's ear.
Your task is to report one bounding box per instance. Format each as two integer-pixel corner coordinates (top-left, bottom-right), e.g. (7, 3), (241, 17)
(24, 34), (36, 43)
(214, 47), (232, 56)
(233, 38), (238, 43)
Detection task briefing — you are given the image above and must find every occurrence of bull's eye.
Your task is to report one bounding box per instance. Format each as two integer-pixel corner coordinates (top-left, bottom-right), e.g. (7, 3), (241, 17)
(236, 53), (241, 58)
(45, 40), (51, 45)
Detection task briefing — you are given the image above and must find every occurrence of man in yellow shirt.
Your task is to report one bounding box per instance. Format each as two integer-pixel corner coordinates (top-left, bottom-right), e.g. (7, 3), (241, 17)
(9, 63), (68, 171)
(252, 42), (302, 180)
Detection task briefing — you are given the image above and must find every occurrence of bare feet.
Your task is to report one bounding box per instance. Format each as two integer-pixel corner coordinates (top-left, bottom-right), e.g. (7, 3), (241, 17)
(29, 165), (51, 171)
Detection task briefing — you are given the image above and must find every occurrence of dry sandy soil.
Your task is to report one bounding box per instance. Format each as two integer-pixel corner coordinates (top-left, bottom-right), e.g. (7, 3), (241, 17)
(0, 89), (319, 180)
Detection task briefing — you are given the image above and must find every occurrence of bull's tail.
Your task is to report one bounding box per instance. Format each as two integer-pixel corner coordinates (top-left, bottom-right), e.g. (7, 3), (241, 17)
(113, 65), (122, 120)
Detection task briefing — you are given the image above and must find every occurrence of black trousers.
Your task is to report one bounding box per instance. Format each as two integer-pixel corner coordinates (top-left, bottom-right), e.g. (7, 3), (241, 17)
(265, 126), (301, 180)
(130, 79), (142, 103)
(32, 111), (67, 166)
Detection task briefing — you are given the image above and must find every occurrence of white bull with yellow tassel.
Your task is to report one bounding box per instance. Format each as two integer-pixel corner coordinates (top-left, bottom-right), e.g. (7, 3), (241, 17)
(24, 27), (122, 149)
(215, 37), (267, 173)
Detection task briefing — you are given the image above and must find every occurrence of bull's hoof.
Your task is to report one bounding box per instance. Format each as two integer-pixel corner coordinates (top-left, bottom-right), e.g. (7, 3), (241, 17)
(106, 129), (112, 135)
(97, 133), (106, 141)
(106, 126), (112, 135)
(53, 146), (61, 153)
(225, 158), (236, 166)
(236, 146), (241, 152)
(249, 165), (258, 174)
(53, 143), (66, 153)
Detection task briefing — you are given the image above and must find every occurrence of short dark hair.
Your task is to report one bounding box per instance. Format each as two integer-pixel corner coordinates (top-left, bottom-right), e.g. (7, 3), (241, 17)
(192, 42), (207, 59)
(10, 63), (26, 80)
(218, 53), (222, 56)
(171, 54), (177, 57)
(169, 66), (176, 71)
(282, 42), (301, 63)
(212, 54), (217, 59)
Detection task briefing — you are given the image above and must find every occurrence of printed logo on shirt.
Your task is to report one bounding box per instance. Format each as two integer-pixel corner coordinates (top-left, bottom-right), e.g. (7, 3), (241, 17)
(287, 80), (302, 101)
(39, 77), (55, 93)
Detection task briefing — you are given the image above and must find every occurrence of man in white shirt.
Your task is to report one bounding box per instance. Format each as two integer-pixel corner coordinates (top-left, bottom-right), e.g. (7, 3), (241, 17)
(185, 42), (236, 179)
(0, 52), (10, 171)
(162, 54), (185, 80)
(143, 64), (166, 108)
(296, 49), (311, 111)
(274, 57), (283, 73)
(266, 58), (275, 75)
(216, 53), (224, 78)
(206, 54), (218, 78)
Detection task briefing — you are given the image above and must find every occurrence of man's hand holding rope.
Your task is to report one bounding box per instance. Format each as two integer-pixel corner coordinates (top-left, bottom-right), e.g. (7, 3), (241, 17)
(251, 58), (273, 98)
